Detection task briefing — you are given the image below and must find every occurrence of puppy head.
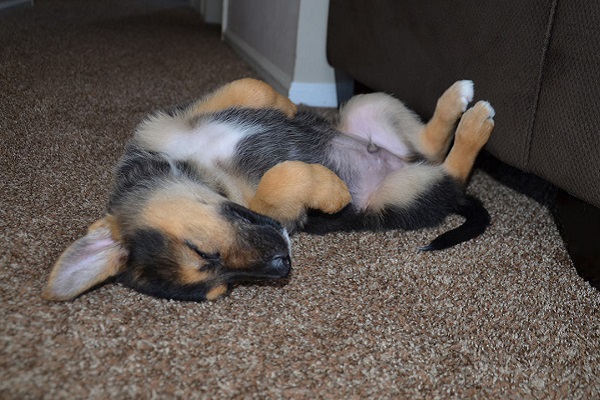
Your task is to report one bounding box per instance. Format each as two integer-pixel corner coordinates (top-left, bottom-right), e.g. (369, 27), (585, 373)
(43, 187), (291, 302)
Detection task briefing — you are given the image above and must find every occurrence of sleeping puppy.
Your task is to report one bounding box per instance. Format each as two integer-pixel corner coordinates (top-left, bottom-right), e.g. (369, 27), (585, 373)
(43, 78), (494, 302)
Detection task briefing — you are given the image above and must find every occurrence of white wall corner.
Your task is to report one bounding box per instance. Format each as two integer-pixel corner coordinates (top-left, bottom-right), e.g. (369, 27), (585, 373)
(223, 30), (292, 96)
(290, 0), (346, 107)
(222, 0), (353, 107)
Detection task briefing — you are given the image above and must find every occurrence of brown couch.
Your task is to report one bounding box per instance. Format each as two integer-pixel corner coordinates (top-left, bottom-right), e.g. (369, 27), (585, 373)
(326, 0), (600, 286)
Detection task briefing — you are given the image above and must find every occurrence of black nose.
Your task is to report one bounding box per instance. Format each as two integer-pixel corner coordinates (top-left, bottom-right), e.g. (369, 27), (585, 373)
(269, 254), (291, 277)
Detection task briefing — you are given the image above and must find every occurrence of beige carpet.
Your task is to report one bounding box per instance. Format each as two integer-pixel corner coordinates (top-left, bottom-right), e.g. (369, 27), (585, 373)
(1, 1), (599, 398)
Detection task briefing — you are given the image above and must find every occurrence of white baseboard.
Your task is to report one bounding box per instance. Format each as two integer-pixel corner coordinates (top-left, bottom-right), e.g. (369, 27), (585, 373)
(288, 82), (339, 107)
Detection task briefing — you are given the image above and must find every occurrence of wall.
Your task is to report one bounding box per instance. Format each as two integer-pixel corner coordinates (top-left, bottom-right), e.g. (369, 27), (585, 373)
(222, 0), (350, 106)
(224, 0), (300, 95)
(288, 0), (344, 106)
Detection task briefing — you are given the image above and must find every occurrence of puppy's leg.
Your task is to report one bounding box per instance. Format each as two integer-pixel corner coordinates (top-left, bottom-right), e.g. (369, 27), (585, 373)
(337, 93), (423, 161)
(443, 101), (495, 183)
(249, 161), (351, 224)
(417, 80), (474, 163)
(366, 164), (447, 211)
(187, 78), (297, 118)
(337, 81), (472, 163)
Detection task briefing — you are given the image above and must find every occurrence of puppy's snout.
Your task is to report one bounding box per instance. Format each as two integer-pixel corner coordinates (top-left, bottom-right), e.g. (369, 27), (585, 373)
(269, 254), (291, 277)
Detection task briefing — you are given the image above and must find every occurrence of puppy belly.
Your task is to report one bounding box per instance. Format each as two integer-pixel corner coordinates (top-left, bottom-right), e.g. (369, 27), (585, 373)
(329, 135), (406, 209)
(339, 100), (416, 159)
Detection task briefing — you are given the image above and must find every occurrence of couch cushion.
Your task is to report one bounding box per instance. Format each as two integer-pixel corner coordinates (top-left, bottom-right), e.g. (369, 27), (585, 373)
(528, 0), (600, 207)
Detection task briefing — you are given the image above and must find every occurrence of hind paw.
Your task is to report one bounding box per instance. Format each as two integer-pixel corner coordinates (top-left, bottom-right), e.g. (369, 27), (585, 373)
(437, 80), (474, 122)
(455, 101), (495, 151)
(442, 101), (495, 183)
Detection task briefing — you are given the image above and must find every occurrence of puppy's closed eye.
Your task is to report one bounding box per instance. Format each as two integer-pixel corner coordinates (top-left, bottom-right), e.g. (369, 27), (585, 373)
(184, 240), (221, 263)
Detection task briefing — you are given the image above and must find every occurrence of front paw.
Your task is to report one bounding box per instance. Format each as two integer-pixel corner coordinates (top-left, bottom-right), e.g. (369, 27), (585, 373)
(308, 164), (352, 214)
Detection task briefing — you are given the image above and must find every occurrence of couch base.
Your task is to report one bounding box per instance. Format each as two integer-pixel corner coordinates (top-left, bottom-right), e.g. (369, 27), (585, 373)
(555, 191), (600, 290)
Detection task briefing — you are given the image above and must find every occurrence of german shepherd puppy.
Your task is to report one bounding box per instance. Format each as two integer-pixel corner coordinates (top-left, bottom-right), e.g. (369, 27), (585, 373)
(43, 78), (494, 302)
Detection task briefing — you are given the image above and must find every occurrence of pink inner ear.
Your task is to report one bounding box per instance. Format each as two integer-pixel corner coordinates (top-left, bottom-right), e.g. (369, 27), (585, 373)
(82, 236), (118, 258)
(68, 236), (121, 268)
(64, 228), (119, 265)
(44, 224), (127, 301)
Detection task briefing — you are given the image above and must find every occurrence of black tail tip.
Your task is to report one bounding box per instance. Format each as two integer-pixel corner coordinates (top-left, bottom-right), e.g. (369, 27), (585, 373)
(418, 244), (435, 252)
(419, 195), (490, 252)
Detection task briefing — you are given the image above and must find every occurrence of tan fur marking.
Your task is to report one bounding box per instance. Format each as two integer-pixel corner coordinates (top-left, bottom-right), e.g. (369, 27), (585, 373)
(443, 101), (495, 183)
(175, 242), (212, 285)
(103, 214), (123, 242)
(141, 191), (234, 253)
(189, 78), (297, 118)
(206, 284), (228, 301)
(140, 187), (262, 272)
(87, 218), (109, 232)
(248, 161), (351, 223)
(420, 119), (453, 163)
(179, 266), (212, 285)
(419, 81), (474, 163)
(366, 165), (445, 211)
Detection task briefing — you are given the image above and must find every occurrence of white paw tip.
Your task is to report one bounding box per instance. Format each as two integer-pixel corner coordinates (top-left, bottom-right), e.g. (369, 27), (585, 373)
(479, 101), (495, 119)
(457, 80), (475, 103)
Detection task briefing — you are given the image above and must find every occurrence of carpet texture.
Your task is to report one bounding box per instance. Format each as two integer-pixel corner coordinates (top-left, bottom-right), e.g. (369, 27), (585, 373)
(1, 1), (599, 398)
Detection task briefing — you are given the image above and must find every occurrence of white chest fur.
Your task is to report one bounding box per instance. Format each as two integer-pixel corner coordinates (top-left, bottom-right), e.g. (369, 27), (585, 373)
(134, 112), (257, 166)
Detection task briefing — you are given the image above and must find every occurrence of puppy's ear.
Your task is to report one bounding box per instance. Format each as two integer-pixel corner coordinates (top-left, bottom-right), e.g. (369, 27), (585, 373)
(43, 216), (127, 301)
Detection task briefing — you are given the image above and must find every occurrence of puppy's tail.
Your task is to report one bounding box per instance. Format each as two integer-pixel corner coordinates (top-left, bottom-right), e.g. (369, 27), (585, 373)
(420, 195), (490, 251)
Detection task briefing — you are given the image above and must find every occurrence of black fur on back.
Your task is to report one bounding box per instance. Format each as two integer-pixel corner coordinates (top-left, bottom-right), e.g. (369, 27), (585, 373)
(224, 108), (338, 182)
